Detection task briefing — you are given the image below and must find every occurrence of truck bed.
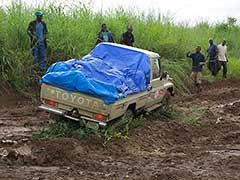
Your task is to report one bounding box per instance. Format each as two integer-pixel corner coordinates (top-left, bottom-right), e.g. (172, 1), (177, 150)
(39, 83), (149, 127)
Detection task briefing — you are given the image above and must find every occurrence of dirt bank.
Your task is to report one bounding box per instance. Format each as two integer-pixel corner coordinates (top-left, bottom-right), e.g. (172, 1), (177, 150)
(0, 79), (239, 180)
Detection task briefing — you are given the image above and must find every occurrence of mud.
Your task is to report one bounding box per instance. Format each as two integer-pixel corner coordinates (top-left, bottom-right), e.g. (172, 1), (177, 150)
(0, 79), (240, 180)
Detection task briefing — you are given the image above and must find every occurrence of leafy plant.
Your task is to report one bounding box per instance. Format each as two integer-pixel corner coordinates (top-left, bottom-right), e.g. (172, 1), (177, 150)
(98, 115), (145, 145)
(32, 121), (97, 138)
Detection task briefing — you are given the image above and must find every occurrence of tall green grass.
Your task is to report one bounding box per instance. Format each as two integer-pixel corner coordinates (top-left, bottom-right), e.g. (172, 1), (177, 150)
(0, 2), (240, 93)
(203, 57), (240, 82)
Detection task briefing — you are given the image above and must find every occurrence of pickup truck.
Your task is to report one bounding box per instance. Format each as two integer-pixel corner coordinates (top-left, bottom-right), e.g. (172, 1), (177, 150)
(39, 43), (174, 128)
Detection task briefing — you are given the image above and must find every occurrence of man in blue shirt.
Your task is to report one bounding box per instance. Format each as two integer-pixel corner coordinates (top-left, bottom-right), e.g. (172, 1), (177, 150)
(207, 39), (219, 76)
(96, 23), (115, 45)
(27, 11), (48, 72)
(187, 46), (206, 93)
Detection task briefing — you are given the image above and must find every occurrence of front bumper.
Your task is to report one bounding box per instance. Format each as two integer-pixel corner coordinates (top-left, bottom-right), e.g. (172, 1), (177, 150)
(38, 105), (107, 127)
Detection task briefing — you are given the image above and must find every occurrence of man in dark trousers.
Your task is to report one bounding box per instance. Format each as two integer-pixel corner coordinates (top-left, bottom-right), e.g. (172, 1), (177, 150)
(187, 46), (206, 93)
(96, 23), (114, 45)
(207, 39), (218, 76)
(27, 10), (48, 72)
(121, 25), (135, 46)
(217, 40), (228, 78)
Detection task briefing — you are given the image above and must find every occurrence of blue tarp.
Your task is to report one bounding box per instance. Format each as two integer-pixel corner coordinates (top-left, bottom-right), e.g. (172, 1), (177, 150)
(41, 43), (150, 104)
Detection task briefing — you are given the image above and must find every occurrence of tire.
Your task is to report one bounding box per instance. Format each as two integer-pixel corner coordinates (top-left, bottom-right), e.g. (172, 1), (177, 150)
(108, 109), (134, 129)
(121, 109), (134, 120)
(118, 109), (134, 128)
(161, 91), (171, 109)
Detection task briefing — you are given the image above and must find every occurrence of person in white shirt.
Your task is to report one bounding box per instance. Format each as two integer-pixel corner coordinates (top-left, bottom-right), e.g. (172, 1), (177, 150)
(217, 40), (228, 78)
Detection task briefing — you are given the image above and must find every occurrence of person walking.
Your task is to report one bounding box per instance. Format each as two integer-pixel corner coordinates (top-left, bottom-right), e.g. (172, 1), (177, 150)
(207, 39), (218, 76)
(121, 25), (135, 46)
(96, 23), (115, 45)
(27, 10), (48, 72)
(217, 40), (228, 78)
(187, 46), (206, 93)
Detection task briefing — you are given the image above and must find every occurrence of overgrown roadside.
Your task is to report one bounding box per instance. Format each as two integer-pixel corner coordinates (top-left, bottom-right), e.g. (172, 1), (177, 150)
(0, 79), (240, 180)
(1, 3), (240, 95)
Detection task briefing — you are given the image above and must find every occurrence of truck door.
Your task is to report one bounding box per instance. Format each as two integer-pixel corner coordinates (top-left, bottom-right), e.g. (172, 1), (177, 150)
(146, 57), (165, 107)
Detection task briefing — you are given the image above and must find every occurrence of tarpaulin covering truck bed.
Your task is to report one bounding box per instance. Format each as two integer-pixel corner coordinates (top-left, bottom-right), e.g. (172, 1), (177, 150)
(41, 43), (150, 104)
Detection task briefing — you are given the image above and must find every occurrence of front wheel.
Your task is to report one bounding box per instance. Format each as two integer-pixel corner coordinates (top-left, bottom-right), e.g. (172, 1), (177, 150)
(161, 91), (171, 109)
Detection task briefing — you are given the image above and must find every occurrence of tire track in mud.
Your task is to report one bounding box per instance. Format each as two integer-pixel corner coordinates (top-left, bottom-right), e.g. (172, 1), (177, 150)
(0, 79), (240, 180)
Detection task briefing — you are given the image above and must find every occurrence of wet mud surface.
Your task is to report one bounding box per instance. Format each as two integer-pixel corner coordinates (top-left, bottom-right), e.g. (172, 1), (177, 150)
(0, 79), (240, 180)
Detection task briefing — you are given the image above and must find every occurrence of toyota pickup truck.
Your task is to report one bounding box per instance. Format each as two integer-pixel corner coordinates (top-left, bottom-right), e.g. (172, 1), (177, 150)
(39, 43), (174, 128)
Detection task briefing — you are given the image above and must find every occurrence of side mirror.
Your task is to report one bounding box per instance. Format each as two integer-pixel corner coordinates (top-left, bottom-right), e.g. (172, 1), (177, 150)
(160, 71), (168, 80)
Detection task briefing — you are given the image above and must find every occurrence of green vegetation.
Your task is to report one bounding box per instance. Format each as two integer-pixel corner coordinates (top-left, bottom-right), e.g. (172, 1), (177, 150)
(0, 2), (240, 93)
(33, 115), (146, 144)
(147, 104), (207, 124)
(32, 120), (97, 138)
(147, 104), (177, 120)
(178, 105), (208, 124)
(32, 107), (176, 143)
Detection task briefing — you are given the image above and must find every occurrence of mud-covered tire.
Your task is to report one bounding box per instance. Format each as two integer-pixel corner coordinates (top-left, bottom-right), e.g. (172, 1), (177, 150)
(108, 109), (134, 129)
(119, 109), (134, 128)
(161, 91), (171, 109)
(122, 109), (134, 120)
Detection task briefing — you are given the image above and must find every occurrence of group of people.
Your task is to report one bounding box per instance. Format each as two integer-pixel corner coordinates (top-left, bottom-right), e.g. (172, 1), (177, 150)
(27, 11), (135, 72)
(187, 39), (228, 93)
(96, 23), (135, 46)
(27, 11), (228, 94)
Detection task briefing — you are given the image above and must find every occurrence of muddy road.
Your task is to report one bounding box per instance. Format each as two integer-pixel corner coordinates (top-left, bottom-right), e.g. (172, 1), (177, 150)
(0, 79), (240, 180)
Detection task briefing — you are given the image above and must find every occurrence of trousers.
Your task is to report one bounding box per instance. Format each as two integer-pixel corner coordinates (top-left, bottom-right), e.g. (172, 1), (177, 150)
(32, 43), (47, 71)
(208, 60), (220, 76)
(218, 61), (227, 78)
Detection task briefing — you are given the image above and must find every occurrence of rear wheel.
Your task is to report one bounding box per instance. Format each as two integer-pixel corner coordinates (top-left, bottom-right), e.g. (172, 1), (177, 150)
(108, 109), (134, 129)
(122, 109), (134, 120)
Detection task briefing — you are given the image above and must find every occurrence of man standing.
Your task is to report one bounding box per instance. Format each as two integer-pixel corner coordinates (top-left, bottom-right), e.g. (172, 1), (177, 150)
(207, 39), (218, 76)
(121, 25), (135, 46)
(187, 46), (206, 93)
(218, 40), (228, 78)
(27, 11), (48, 72)
(96, 23), (114, 45)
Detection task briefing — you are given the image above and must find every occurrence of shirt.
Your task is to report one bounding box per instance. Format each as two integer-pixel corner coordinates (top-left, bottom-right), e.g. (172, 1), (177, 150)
(27, 20), (48, 48)
(102, 32), (109, 42)
(36, 22), (44, 44)
(187, 52), (205, 72)
(96, 30), (114, 44)
(122, 31), (134, 46)
(207, 44), (218, 61)
(217, 44), (227, 62)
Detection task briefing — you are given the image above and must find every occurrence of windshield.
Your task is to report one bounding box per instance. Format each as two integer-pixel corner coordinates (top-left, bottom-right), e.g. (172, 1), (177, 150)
(152, 58), (160, 79)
